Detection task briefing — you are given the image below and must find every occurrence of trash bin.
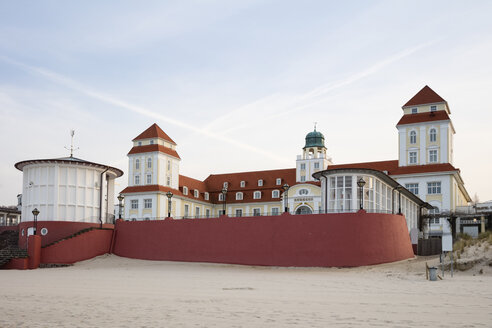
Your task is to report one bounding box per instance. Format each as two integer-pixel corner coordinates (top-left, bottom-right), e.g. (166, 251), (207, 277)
(429, 267), (438, 281)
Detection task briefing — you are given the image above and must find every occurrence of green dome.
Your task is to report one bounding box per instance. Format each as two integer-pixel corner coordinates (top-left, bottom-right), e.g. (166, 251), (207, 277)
(304, 129), (325, 149)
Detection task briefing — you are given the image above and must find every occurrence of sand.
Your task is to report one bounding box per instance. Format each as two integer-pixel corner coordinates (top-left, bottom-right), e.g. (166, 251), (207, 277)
(1, 255), (491, 327)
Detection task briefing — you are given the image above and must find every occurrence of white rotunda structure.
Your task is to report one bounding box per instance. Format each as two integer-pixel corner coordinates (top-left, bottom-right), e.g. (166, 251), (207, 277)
(15, 156), (123, 228)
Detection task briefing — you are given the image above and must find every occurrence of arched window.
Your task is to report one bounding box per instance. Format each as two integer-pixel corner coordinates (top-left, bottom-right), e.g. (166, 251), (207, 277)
(135, 159), (140, 169)
(253, 191), (261, 199)
(236, 192), (243, 200)
(147, 158), (152, 168)
(410, 131), (417, 144)
(429, 128), (437, 142)
(272, 190), (280, 198)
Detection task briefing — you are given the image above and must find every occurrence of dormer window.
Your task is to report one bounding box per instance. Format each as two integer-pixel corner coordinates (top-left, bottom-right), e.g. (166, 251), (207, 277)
(412, 108), (418, 114)
(194, 190), (199, 198)
(138, 141), (142, 146)
(276, 178), (281, 185)
(258, 179), (263, 186)
(223, 182), (228, 189)
(218, 193), (224, 201)
(430, 105), (437, 112)
(204, 192), (209, 201)
(183, 186), (188, 195)
(150, 140), (154, 145)
(253, 191), (261, 199)
(236, 192), (243, 200)
(272, 190), (280, 198)
(240, 181), (245, 188)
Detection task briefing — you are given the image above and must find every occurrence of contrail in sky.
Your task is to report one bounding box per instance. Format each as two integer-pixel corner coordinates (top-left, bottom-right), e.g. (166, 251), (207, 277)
(0, 56), (290, 163)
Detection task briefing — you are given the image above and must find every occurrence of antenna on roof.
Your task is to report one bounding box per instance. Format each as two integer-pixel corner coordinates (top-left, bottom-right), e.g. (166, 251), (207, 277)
(64, 129), (79, 158)
(314, 122), (317, 131)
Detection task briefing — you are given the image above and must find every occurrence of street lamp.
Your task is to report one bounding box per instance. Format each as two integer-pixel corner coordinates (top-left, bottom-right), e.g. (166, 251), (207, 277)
(221, 187), (228, 215)
(117, 194), (124, 220)
(357, 178), (366, 210)
(166, 191), (173, 218)
(397, 186), (403, 214)
(282, 184), (290, 213)
(32, 208), (40, 235)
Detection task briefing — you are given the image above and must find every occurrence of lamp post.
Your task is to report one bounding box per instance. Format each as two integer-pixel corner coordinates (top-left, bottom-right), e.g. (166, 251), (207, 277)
(117, 194), (124, 220)
(282, 184), (290, 213)
(32, 208), (39, 235)
(357, 178), (366, 210)
(166, 191), (173, 218)
(397, 186), (402, 214)
(221, 187), (228, 215)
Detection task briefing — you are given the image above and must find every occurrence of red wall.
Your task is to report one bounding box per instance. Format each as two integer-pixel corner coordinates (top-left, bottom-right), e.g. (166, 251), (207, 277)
(17, 221), (114, 248)
(41, 229), (113, 264)
(113, 212), (414, 267)
(1, 258), (28, 270)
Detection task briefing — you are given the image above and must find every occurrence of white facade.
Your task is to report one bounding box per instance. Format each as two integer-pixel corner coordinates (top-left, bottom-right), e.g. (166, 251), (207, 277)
(15, 158), (123, 223)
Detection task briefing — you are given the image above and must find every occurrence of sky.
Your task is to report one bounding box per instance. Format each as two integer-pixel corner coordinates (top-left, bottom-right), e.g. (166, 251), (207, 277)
(1, 0), (491, 205)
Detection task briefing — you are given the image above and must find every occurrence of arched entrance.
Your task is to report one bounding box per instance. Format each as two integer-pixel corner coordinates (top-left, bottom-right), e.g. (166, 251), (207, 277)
(295, 205), (312, 215)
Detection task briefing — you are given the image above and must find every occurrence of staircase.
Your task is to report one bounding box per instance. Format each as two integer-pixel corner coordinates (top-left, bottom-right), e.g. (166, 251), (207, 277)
(42, 227), (113, 248)
(0, 231), (28, 267)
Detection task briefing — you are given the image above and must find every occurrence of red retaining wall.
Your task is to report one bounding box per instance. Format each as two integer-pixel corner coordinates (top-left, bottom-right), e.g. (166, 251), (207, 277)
(17, 221), (114, 248)
(113, 212), (414, 267)
(41, 229), (113, 264)
(1, 258), (29, 270)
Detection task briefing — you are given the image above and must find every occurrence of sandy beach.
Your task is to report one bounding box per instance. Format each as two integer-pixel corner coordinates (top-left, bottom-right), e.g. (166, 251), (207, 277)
(1, 254), (491, 328)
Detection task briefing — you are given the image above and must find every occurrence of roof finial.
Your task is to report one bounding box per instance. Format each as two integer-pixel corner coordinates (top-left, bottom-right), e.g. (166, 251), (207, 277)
(313, 122), (317, 131)
(64, 129), (79, 158)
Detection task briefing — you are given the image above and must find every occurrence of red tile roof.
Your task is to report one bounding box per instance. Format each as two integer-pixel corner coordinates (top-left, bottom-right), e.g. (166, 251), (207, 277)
(120, 181), (212, 203)
(127, 144), (181, 159)
(327, 160), (459, 176)
(133, 123), (176, 144)
(396, 111), (450, 126)
(403, 85), (446, 107)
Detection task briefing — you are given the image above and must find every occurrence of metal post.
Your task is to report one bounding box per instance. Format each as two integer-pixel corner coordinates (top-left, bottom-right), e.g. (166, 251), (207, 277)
(398, 189), (402, 214)
(168, 198), (172, 218)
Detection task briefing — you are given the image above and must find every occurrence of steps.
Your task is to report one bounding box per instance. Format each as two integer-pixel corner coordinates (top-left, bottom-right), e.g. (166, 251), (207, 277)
(42, 227), (114, 248)
(0, 230), (28, 267)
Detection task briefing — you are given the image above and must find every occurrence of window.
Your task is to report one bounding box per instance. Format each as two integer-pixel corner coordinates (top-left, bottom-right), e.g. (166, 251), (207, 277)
(167, 160), (171, 170)
(134, 175), (140, 185)
(409, 131), (417, 144)
(223, 182), (228, 189)
(299, 189), (309, 195)
(429, 128), (437, 142)
(240, 181), (245, 188)
(258, 179), (263, 186)
(235, 209), (243, 217)
(138, 141), (142, 146)
(429, 149), (438, 163)
(150, 140), (154, 145)
(314, 162), (320, 169)
(131, 200), (138, 209)
(135, 159), (140, 170)
(205, 209), (210, 218)
(300, 163), (306, 170)
(300, 176), (306, 182)
(146, 174), (152, 184)
(147, 158), (152, 168)
(194, 190), (199, 198)
(253, 191), (261, 199)
(405, 183), (419, 195)
(144, 199), (152, 209)
(272, 190), (280, 198)
(272, 208), (279, 216)
(204, 192), (209, 201)
(195, 207), (200, 218)
(166, 176), (170, 186)
(218, 193), (224, 201)
(276, 178), (281, 185)
(429, 207), (440, 215)
(409, 151), (417, 164)
(430, 105), (437, 112)
(427, 182), (441, 194)
(184, 205), (189, 217)
(236, 192), (243, 200)
(412, 107), (418, 114)
(183, 186), (188, 195)
(253, 208), (261, 216)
